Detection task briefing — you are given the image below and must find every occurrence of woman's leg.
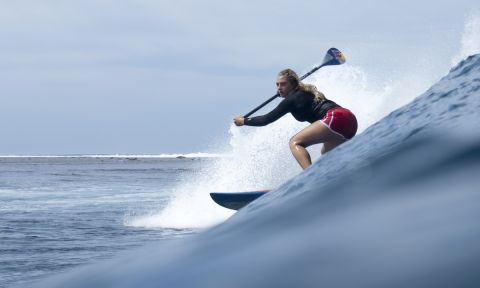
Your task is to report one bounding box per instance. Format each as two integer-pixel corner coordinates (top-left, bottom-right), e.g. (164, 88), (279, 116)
(289, 121), (346, 169)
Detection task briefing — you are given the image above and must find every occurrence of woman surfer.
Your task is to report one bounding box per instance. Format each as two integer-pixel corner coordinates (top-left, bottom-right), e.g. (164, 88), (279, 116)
(234, 69), (357, 170)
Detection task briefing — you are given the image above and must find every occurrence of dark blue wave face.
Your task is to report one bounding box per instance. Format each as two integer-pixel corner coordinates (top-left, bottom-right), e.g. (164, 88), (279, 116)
(0, 157), (207, 288)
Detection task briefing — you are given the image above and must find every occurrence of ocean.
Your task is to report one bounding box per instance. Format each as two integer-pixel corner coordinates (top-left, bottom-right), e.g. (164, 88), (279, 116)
(30, 53), (480, 288)
(0, 156), (209, 288)
(4, 14), (479, 287)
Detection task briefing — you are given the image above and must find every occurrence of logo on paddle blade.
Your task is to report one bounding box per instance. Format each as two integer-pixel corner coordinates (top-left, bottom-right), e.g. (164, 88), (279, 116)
(331, 48), (346, 63)
(323, 48), (346, 66)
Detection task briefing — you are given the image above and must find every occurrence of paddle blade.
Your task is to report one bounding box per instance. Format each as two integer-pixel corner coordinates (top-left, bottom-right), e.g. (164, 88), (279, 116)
(322, 48), (346, 66)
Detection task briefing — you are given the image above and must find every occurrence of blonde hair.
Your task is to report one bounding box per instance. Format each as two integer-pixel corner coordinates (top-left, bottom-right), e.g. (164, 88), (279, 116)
(278, 69), (326, 101)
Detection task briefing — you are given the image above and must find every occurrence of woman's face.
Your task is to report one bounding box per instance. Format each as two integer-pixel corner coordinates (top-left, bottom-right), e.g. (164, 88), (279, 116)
(276, 75), (295, 97)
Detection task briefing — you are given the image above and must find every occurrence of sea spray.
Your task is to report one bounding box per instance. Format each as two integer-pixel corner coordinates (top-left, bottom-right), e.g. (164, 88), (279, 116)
(125, 19), (479, 229)
(452, 13), (480, 65)
(127, 117), (306, 229)
(127, 62), (439, 229)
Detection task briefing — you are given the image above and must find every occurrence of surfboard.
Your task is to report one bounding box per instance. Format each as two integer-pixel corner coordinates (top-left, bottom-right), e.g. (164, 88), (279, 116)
(210, 190), (270, 210)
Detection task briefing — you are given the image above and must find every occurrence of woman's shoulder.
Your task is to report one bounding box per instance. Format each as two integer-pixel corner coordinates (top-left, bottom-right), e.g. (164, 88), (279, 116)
(292, 89), (316, 102)
(284, 90), (314, 108)
(290, 89), (315, 99)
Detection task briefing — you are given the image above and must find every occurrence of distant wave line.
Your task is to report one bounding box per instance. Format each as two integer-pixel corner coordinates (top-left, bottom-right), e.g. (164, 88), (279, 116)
(0, 153), (227, 159)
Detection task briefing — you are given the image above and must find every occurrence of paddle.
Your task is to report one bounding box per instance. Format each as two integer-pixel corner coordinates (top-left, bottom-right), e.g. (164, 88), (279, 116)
(243, 48), (346, 118)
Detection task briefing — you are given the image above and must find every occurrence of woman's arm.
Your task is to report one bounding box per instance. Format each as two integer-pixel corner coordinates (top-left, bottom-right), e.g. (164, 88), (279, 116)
(241, 97), (292, 126)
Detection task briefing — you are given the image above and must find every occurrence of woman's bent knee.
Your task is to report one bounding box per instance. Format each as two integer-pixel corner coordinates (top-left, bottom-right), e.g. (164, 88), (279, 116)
(289, 137), (304, 149)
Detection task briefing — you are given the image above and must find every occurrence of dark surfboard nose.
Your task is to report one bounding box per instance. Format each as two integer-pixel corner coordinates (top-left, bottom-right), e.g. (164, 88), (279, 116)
(210, 191), (269, 210)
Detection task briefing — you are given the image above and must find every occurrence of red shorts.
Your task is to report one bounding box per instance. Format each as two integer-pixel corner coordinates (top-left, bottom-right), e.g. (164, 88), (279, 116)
(320, 107), (358, 139)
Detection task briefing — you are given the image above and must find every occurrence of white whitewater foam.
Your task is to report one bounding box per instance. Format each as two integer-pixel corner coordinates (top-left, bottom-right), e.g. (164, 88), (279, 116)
(452, 13), (480, 65)
(128, 62), (443, 229)
(127, 12), (480, 231)
(127, 117), (306, 229)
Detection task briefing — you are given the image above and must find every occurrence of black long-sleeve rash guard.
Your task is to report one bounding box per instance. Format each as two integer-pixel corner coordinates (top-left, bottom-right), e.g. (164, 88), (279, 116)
(244, 90), (340, 126)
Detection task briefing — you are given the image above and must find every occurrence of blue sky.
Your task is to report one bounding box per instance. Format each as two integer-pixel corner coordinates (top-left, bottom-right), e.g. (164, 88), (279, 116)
(0, 0), (478, 154)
